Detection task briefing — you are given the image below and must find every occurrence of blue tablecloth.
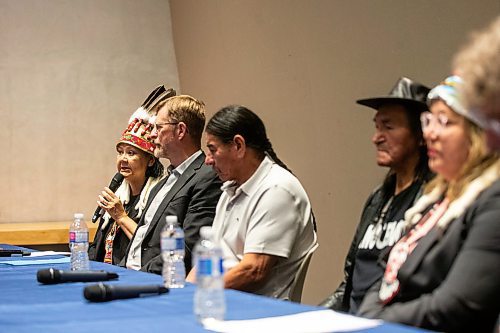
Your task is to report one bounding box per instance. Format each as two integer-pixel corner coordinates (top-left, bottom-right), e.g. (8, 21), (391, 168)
(0, 244), (427, 333)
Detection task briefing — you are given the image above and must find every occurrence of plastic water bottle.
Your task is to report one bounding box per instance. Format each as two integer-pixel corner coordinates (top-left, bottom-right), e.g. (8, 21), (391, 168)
(161, 215), (185, 288)
(193, 226), (225, 323)
(69, 213), (90, 271)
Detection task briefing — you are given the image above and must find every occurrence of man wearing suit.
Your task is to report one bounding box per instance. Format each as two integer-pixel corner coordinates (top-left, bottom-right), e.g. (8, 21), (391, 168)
(122, 95), (222, 275)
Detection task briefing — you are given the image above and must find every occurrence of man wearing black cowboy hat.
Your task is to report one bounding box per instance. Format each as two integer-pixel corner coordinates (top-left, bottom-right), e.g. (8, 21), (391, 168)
(320, 77), (434, 313)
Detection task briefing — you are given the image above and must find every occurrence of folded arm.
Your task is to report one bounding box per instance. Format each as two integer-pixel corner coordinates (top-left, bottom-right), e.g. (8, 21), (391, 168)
(223, 253), (278, 292)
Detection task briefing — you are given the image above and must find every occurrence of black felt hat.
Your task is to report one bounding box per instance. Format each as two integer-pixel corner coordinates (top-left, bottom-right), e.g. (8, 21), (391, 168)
(356, 77), (430, 112)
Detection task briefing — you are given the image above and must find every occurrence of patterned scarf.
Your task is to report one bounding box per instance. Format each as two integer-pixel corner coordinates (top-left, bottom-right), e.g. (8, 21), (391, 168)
(379, 161), (500, 303)
(100, 176), (162, 231)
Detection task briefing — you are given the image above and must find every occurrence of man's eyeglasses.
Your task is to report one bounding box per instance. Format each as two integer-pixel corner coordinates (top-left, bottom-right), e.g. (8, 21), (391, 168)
(154, 122), (179, 132)
(420, 112), (451, 133)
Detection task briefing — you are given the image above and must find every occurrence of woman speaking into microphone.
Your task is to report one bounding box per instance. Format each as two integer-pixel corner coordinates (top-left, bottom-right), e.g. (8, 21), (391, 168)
(88, 108), (166, 265)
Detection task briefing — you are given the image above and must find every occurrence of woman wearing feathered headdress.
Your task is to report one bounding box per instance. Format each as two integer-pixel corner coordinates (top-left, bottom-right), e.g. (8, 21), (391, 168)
(88, 86), (175, 265)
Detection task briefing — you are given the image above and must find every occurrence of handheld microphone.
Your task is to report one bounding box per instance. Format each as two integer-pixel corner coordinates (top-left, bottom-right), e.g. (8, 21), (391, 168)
(92, 172), (125, 223)
(84, 283), (168, 302)
(37, 268), (119, 284)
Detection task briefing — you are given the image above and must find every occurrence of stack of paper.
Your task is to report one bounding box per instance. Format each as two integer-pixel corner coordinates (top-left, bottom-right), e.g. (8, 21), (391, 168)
(203, 309), (382, 333)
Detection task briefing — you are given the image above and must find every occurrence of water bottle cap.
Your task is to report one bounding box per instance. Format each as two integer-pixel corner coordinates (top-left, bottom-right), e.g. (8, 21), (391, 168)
(74, 213), (84, 219)
(199, 226), (213, 239)
(165, 215), (178, 225)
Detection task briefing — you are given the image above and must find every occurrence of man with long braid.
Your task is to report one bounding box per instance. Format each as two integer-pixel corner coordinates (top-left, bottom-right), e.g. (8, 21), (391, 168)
(187, 105), (318, 300)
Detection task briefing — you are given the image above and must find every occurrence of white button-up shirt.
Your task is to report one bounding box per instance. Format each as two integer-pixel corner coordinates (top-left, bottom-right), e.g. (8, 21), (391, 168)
(126, 150), (202, 270)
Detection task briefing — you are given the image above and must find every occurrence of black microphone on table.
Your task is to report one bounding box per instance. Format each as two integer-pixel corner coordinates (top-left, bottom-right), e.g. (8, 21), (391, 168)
(37, 268), (119, 284)
(84, 283), (168, 302)
(91, 172), (125, 223)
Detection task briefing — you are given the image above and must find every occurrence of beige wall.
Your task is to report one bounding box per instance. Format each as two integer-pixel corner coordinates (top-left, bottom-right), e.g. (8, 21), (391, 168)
(0, 0), (179, 222)
(169, 0), (500, 304)
(2, 0), (499, 307)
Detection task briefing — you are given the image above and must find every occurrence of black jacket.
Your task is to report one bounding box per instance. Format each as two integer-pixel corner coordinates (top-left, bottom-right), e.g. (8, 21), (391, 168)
(358, 179), (500, 333)
(319, 186), (388, 311)
(319, 174), (429, 312)
(121, 153), (222, 274)
(88, 185), (141, 265)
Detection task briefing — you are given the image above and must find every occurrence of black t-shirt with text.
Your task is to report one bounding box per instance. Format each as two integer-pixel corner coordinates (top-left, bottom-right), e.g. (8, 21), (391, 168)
(349, 181), (422, 313)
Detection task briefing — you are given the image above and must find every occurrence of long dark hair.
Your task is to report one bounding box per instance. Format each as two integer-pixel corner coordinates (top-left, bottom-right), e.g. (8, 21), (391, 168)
(207, 105), (318, 231)
(146, 157), (164, 178)
(205, 105), (292, 173)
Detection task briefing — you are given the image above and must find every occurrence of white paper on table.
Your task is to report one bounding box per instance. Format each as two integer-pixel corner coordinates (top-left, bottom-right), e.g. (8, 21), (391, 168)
(0, 257), (70, 266)
(203, 309), (382, 333)
(28, 251), (71, 257)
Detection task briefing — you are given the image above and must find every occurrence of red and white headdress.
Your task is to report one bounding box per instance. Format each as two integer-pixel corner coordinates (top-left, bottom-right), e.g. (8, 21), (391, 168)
(117, 85), (176, 154)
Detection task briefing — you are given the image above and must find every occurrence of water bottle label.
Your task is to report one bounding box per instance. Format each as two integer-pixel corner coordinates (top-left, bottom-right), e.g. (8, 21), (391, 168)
(69, 231), (88, 243)
(198, 258), (212, 276)
(198, 258), (224, 276)
(161, 237), (184, 251)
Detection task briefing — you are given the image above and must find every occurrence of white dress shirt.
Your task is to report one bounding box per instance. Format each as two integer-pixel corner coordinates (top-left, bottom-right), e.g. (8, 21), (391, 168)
(126, 150), (202, 270)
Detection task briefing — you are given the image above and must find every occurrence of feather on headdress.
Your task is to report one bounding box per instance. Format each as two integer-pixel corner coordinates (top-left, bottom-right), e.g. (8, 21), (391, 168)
(118, 85), (176, 154)
(128, 85), (177, 124)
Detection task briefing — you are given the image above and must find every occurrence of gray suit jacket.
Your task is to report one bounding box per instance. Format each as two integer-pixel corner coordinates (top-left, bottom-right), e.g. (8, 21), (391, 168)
(358, 180), (500, 333)
(121, 152), (222, 275)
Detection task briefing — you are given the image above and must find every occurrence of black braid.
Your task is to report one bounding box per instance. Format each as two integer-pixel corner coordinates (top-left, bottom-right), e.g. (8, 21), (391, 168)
(207, 105), (314, 230)
(206, 105), (292, 173)
(263, 140), (292, 174)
